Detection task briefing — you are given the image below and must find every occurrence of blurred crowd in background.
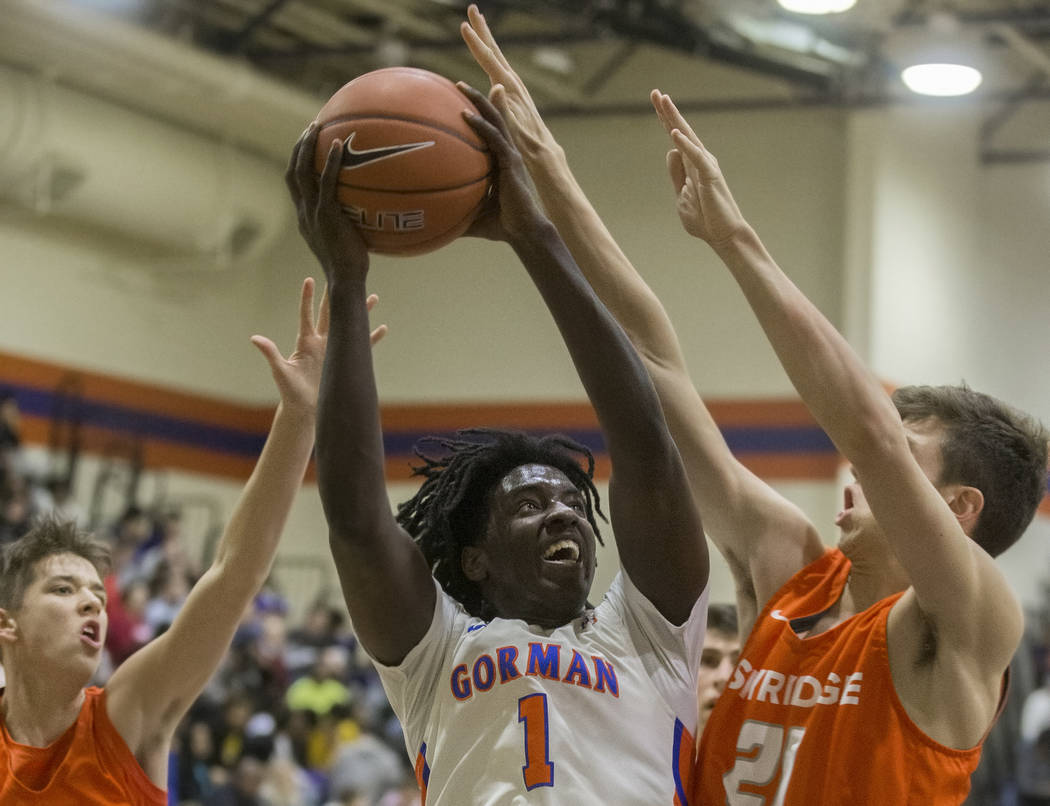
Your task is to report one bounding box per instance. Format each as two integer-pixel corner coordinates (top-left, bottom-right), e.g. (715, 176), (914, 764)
(1, 389), (418, 806)
(5, 383), (1050, 806)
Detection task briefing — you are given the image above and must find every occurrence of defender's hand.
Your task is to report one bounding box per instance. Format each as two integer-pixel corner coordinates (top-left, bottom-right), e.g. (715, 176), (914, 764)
(460, 4), (556, 162)
(457, 82), (547, 246)
(651, 90), (749, 248)
(251, 279), (386, 415)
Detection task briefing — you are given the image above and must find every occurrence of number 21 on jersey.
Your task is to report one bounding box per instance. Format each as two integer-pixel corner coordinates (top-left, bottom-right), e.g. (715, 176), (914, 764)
(723, 720), (806, 806)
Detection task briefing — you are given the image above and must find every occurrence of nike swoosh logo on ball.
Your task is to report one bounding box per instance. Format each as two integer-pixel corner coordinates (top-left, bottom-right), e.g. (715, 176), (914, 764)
(342, 132), (436, 168)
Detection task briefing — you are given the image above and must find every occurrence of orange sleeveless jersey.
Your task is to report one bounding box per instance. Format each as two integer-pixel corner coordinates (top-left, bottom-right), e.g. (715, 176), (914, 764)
(694, 549), (988, 806)
(0, 686), (167, 805)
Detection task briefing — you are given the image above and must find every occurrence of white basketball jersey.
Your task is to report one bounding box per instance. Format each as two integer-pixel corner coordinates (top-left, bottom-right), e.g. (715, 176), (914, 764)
(372, 571), (708, 805)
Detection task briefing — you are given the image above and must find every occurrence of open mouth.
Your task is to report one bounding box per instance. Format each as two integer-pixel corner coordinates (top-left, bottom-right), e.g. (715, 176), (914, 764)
(541, 538), (581, 564)
(81, 622), (101, 648)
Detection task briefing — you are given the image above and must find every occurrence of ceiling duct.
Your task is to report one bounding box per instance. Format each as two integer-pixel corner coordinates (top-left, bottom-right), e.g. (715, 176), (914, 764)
(0, 0), (328, 266)
(0, 0), (319, 161)
(0, 65), (289, 264)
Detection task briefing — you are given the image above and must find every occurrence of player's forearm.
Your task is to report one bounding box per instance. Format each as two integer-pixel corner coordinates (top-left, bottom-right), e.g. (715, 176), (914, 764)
(510, 219), (671, 462)
(211, 402), (314, 591)
(520, 146), (684, 362)
(315, 278), (394, 540)
(713, 225), (901, 461)
(104, 401), (316, 745)
(524, 144), (778, 559)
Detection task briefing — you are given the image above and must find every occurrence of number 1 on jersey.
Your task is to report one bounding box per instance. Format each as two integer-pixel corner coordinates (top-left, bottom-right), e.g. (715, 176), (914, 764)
(518, 693), (554, 790)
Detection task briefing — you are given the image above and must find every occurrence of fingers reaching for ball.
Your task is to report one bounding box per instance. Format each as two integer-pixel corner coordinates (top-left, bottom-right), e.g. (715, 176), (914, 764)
(456, 81), (548, 246)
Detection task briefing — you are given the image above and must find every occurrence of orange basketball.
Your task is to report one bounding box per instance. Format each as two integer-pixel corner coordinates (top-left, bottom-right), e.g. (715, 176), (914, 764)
(313, 67), (493, 256)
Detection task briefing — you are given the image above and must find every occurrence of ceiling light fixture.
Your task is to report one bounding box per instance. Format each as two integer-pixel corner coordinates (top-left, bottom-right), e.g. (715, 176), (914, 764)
(777, 0), (857, 14)
(897, 13), (983, 97)
(901, 63), (982, 96)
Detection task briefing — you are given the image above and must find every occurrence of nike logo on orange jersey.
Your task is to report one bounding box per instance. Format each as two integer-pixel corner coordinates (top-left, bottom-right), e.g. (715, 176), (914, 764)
(341, 132), (435, 169)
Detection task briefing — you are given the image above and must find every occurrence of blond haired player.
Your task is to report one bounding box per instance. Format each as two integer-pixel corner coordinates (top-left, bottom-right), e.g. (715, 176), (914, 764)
(462, 7), (1048, 803)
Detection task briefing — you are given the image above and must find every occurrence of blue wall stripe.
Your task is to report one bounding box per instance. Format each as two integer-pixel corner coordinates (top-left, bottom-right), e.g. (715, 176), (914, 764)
(12, 384), (266, 457)
(8, 382), (839, 461)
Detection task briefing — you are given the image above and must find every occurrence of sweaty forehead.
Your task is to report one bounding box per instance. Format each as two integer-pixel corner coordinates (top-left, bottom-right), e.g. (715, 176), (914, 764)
(497, 463), (577, 496)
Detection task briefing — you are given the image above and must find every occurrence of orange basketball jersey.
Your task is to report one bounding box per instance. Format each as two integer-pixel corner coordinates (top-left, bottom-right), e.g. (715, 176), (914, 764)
(694, 549), (987, 806)
(0, 686), (166, 805)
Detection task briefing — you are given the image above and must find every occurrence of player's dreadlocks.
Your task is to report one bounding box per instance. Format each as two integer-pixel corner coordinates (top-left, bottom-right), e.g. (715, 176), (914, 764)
(396, 428), (606, 620)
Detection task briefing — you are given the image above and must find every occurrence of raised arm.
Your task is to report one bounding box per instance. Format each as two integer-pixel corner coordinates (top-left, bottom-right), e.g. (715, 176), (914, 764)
(462, 5), (820, 635)
(291, 125), (435, 667)
(652, 92), (1023, 689)
(105, 277), (331, 786)
(461, 85), (707, 624)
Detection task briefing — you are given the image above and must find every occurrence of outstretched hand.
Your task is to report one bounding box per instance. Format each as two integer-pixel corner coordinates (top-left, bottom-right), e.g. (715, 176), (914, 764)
(251, 278), (386, 416)
(460, 4), (554, 161)
(457, 82), (547, 245)
(286, 124), (369, 283)
(650, 90), (749, 248)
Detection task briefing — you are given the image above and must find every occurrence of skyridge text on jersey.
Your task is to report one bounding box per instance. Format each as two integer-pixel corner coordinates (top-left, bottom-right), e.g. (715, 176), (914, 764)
(727, 658), (863, 707)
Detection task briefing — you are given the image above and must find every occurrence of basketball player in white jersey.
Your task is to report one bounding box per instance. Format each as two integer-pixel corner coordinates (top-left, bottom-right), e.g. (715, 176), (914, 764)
(286, 85), (710, 804)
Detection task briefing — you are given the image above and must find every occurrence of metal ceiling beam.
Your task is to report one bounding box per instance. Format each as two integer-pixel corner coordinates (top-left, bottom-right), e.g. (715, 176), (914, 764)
(248, 30), (604, 61)
(979, 25), (1050, 154)
(582, 40), (639, 97)
(225, 0), (293, 51)
(992, 23), (1050, 74)
(894, 8), (1050, 29)
(538, 84), (1050, 118)
(980, 148), (1050, 164)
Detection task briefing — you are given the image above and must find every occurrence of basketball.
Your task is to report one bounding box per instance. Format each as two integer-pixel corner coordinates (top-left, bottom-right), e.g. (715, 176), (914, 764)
(313, 67), (493, 256)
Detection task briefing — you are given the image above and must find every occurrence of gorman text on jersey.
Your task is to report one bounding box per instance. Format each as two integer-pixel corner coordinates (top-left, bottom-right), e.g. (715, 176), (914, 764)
(727, 658), (863, 707)
(450, 641), (619, 701)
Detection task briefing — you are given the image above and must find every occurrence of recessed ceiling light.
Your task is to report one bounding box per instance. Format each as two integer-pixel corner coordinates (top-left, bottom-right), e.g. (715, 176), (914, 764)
(777, 0), (857, 14)
(901, 63), (983, 96)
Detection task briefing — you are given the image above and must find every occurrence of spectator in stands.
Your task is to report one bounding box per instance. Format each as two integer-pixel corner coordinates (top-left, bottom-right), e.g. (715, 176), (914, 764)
(286, 601), (346, 678)
(105, 578), (152, 665)
(214, 692), (257, 771)
(327, 726), (408, 806)
(0, 391), (21, 454)
(0, 476), (32, 545)
(177, 718), (219, 803)
(144, 559), (191, 634)
(698, 602), (740, 733)
(1019, 652), (1050, 805)
(45, 477), (85, 528)
(203, 754), (271, 806)
(286, 645), (352, 718)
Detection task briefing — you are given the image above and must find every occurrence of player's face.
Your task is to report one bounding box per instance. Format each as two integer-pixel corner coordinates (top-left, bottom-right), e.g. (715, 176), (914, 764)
(835, 418), (946, 544)
(6, 553), (108, 679)
(697, 629), (740, 730)
(472, 463), (596, 627)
